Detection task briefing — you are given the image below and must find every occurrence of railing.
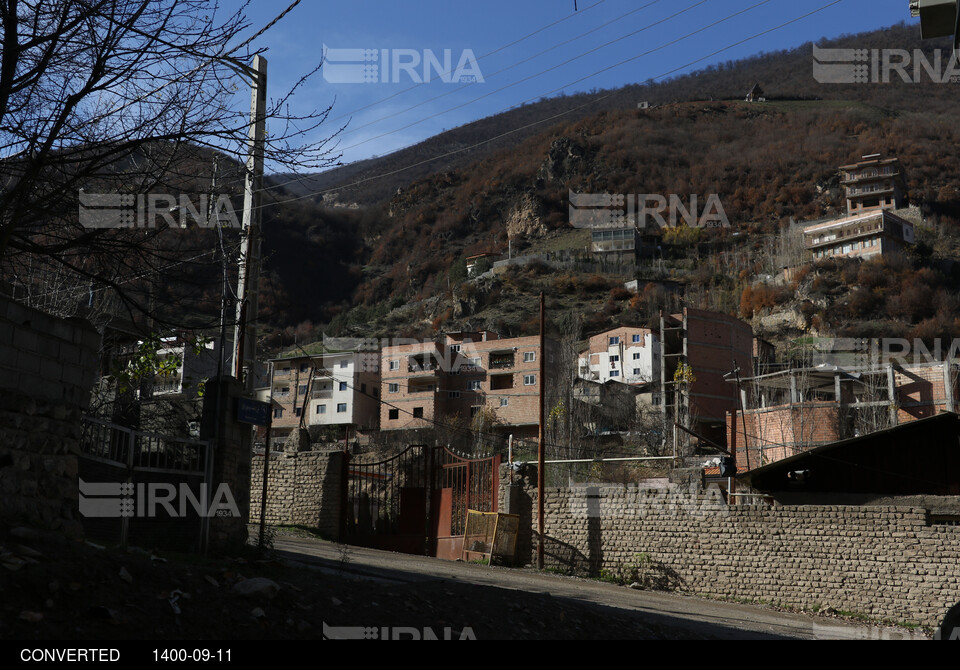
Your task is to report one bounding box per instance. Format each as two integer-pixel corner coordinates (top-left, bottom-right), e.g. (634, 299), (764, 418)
(488, 357), (514, 370)
(79, 416), (208, 475)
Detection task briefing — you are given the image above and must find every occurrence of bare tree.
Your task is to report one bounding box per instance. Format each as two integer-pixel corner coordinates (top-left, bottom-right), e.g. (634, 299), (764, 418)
(0, 1), (341, 329)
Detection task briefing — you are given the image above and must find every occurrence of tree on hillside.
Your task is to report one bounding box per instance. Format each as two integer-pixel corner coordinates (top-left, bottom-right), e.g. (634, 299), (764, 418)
(0, 1), (341, 330)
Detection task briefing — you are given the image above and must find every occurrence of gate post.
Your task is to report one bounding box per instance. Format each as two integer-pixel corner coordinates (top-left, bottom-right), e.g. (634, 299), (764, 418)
(338, 449), (350, 543)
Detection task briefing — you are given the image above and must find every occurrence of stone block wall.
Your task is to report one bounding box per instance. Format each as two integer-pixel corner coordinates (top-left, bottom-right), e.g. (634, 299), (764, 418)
(0, 295), (100, 537)
(506, 466), (960, 627)
(250, 448), (345, 539)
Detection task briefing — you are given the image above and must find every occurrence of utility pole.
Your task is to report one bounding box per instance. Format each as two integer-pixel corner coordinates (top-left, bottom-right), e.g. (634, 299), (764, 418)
(538, 292), (545, 570)
(233, 55), (267, 393)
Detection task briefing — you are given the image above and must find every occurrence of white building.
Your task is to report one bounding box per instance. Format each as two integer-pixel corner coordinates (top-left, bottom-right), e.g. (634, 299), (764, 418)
(578, 327), (661, 387)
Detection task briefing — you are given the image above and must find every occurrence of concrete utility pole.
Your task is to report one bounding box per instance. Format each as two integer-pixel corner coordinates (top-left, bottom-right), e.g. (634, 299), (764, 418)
(233, 55), (267, 393)
(538, 292), (545, 570)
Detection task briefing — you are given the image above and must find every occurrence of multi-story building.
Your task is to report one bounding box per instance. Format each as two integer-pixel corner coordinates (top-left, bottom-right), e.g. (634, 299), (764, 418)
(266, 351), (380, 450)
(140, 334), (223, 398)
(804, 209), (915, 261)
(578, 327), (660, 388)
(839, 154), (906, 215)
(802, 155), (914, 262)
(380, 331), (556, 443)
(660, 308), (755, 449)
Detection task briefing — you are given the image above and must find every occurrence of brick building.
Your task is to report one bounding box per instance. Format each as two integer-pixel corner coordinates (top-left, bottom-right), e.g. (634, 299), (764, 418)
(578, 326), (660, 388)
(265, 351), (380, 449)
(380, 331), (556, 443)
(660, 307), (755, 450)
(727, 360), (959, 470)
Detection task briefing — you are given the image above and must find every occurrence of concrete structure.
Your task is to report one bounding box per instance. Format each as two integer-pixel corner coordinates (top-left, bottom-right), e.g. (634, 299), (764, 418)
(380, 331), (556, 443)
(839, 154), (906, 215)
(578, 326), (660, 389)
(132, 334), (224, 399)
(727, 360), (959, 469)
(590, 227), (638, 265)
(801, 156), (913, 262)
(267, 351), (380, 449)
(804, 209), (914, 261)
(660, 308), (755, 449)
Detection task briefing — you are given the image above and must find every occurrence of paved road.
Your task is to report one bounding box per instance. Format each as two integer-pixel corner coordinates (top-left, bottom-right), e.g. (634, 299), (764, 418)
(272, 535), (928, 640)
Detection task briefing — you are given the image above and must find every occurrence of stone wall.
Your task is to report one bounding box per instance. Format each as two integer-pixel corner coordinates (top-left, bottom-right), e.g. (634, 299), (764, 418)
(0, 296), (100, 538)
(250, 448), (345, 538)
(506, 465), (960, 627)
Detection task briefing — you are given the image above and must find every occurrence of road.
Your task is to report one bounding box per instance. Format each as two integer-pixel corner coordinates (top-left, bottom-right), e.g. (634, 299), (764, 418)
(272, 535), (928, 640)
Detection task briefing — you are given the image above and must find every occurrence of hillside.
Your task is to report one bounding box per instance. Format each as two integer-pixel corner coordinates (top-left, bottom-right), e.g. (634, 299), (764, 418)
(294, 22), (960, 350)
(271, 22), (959, 208)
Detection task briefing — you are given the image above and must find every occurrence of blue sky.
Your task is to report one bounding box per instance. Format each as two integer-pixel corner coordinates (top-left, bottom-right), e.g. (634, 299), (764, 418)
(224, 0), (919, 172)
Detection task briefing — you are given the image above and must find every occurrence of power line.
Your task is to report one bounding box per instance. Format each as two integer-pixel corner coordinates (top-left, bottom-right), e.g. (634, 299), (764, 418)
(323, 0), (612, 126)
(335, 1), (664, 140)
(252, 0), (841, 211)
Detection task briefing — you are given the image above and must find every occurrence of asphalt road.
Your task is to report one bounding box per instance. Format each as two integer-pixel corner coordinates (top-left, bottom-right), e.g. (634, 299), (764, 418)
(272, 535), (929, 640)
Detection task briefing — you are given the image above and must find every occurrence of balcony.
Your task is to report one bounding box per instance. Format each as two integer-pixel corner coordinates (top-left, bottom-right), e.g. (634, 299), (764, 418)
(488, 353), (515, 370)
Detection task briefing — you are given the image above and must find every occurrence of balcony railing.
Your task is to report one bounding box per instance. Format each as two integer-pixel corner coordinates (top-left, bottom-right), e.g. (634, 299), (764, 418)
(488, 356), (515, 370)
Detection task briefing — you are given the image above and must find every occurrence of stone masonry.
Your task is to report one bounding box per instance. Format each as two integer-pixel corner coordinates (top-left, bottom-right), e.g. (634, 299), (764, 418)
(0, 295), (101, 538)
(249, 448), (345, 539)
(504, 464), (960, 628)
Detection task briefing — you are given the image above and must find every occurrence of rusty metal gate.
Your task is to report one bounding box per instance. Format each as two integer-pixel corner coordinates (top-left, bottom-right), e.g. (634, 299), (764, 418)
(340, 445), (501, 559)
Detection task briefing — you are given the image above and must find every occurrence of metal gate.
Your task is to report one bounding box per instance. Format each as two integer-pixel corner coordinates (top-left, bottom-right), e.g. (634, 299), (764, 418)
(341, 445), (501, 559)
(77, 416), (212, 553)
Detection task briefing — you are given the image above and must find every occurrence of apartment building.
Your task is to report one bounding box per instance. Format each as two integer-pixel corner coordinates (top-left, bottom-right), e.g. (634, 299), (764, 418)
(266, 351), (380, 449)
(839, 154), (906, 215)
(139, 335), (223, 398)
(804, 209), (915, 261)
(380, 331), (556, 443)
(578, 326), (661, 388)
(802, 155), (914, 262)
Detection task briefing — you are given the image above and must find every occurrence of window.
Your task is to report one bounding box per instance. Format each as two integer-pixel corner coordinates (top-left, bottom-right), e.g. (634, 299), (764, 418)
(610, 355), (620, 363)
(468, 380), (482, 391)
(389, 409), (399, 420)
(448, 391), (461, 399)
(523, 352), (536, 363)
(413, 407), (424, 418)
(450, 344), (461, 352)
(633, 368), (642, 376)
(633, 353), (641, 360)
(339, 360), (348, 368)
(299, 363), (308, 372)
(361, 383), (366, 393)
(273, 408), (283, 419)
(316, 404), (326, 414)
(610, 370), (620, 377)
(389, 360), (399, 371)
(295, 407), (302, 417)
(524, 374), (536, 386)
(500, 398), (509, 407)
(298, 385), (307, 395)
(609, 336), (620, 345)
(339, 382), (348, 391)
(388, 383), (399, 393)
(632, 334), (641, 343)
(337, 403), (347, 413)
